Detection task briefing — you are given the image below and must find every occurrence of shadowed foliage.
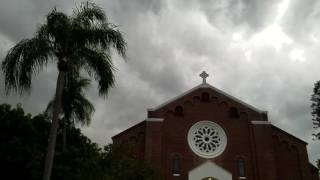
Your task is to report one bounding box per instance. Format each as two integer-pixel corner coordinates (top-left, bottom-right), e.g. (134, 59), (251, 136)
(311, 81), (320, 140)
(0, 103), (156, 180)
(1, 2), (126, 180)
(46, 75), (95, 151)
(96, 143), (157, 180)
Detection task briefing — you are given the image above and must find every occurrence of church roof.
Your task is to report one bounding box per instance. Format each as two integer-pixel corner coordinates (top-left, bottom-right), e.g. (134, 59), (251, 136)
(271, 124), (308, 145)
(148, 82), (266, 114)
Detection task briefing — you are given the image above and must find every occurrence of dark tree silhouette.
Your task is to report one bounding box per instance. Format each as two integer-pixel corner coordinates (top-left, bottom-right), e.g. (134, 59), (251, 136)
(0, 103), (156, 180)
(311, 81), (320, 140)
(46, 75), (94, 151)
(1, 2), (126, 180)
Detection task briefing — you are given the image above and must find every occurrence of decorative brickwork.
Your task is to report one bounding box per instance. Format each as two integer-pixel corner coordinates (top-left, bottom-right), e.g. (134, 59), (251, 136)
(113, 83), (319, 180)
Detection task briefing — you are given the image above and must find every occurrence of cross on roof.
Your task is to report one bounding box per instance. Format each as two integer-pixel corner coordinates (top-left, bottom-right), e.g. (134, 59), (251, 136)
(200, 71), (209, 84)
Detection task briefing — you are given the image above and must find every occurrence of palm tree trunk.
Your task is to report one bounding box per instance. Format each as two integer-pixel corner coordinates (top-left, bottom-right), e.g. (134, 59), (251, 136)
(62, 118), (67, 152)
(43, 70), (66, 180)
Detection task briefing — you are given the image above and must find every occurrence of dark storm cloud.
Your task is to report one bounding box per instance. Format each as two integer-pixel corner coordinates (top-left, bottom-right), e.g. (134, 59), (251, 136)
(214, 44), (320, 162)
(281, 0), (320, 44)
(116, 0), (164, 14)
(189, 0), (278, 32)
(0, 0), (319, 164)
(0, 0), (76, 42)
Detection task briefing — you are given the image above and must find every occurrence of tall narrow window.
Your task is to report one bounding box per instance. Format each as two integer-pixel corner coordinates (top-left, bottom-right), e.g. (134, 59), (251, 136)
(229, 107), (240, 118)
(174, 106), (184, 116)
(201, 92), (210, 102)
(237, 158), (246, 178)
(172, 155), (181, 176)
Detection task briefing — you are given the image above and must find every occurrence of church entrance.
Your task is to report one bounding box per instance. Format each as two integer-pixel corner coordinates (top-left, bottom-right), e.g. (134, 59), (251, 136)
(202, 177), (218, 180)
(188, 161), (232, 180)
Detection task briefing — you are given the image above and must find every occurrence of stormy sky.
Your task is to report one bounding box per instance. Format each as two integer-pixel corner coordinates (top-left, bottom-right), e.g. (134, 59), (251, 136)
(0, 0), (319, 164)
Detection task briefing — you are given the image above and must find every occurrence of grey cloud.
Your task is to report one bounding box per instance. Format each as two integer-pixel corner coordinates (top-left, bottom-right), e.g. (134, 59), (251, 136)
(99, 0), (166, 26)
(196, 0), (278, 31)
(213, 45), (320, 163)
(116, 0), (165, 14)
(281, 0), (320, 44)
(0, 0), (319, 165)
(0, 0), (76, 42)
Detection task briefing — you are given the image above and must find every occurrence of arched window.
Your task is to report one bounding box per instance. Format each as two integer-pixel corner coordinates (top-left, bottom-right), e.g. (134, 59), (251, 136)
(174, 106), (184, 116)
(172, 155), (181, 176)
(201, 92), (210, 102)
(237, 158), (246, 178)
(229, 107), (240, 118)
(129, 136), (138, 144)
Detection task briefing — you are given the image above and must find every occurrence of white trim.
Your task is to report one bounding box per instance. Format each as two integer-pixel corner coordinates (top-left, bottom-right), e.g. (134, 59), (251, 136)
(146, 118), (164, 122)
(148, 84), (204, 111)
(148, 83), (264, 113)
(187, 121), (227, 159)
(188, 161), (232, 180)
(251, 121), (271, 125)
(204, 83), (263, 113)
(239, 177), (247, 179)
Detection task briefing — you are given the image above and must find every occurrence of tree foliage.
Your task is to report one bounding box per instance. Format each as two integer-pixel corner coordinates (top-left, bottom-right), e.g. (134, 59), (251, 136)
(0, 104), (48, 179)
(47, 76), (94, 126)
(311, 81), (320, 140)
(1, 2), (126, 179)
(0, 104), (155, 180)
(46, 75), (94, 151)
(98, 143), (156, 180)
(2, 2), (126, 95)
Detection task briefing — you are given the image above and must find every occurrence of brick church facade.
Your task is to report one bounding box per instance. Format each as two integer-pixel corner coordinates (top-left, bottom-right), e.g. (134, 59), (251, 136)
(112, 72), (319, 180)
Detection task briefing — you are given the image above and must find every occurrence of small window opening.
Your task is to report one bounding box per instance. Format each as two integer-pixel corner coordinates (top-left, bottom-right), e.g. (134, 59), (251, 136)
(129, 136), (138, 144)
(237, 159), (246, 178)
(201, 92), (210, 102)
(172, 156), (181, 176)
(174, 106), (184, 116)
(229, 107), (240, 118)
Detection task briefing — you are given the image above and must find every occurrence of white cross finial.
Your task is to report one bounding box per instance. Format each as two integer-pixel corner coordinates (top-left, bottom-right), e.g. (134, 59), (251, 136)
(200, 71), (209, 84)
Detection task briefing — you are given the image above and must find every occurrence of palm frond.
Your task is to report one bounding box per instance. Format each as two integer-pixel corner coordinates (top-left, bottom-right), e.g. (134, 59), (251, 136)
(69, 77), (91, 92)
(47, 75), (94, 126)
(46, 8), (71, 53)
(72, 94), (95, 126)
(1, 3), (126, 179)
(72, 47), (115, 96)
(45, 96), (65, 119)
(72, 22), (126, 58)
(2, 37), (52, 94)
(45, 100), (54, 116)
(73, 1), (106, 26)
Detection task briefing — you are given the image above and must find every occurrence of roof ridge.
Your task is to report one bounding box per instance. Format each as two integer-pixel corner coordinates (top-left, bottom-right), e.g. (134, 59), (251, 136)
(148, 83), (265, 113)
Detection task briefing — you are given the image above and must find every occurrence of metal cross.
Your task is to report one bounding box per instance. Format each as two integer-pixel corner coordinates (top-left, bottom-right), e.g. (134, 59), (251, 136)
(200, 71), (209, 84)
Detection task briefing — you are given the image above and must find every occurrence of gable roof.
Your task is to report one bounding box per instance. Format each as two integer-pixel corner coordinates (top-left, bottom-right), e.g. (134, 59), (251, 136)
(271, 124), (308, 145)
(148, 83), (265, 113)
(112, 120), (146, 140)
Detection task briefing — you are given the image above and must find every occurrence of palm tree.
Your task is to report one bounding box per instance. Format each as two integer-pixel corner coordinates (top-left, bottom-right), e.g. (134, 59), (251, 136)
(1, 2), (126, 180)
(46, 75), (94, 151)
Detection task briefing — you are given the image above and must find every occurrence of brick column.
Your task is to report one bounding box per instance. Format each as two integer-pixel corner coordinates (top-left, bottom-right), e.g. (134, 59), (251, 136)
(251, 121), (277, 180)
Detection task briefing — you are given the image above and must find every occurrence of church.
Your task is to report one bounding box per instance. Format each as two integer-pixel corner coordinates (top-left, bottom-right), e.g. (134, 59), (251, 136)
(112, 71), (319, 180)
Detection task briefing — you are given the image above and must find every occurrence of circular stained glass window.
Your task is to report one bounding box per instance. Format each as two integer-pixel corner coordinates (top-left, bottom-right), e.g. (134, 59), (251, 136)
(187, 121), (227, 158)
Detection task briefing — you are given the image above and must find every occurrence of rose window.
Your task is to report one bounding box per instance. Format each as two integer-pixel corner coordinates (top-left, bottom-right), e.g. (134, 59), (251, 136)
(194, 126), (220, 152)
(187, 121), (227, 158)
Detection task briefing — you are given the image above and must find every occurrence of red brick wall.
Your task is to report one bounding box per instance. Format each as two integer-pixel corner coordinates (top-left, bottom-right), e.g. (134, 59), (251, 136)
(147, 87), (264, 180)
(251, 124), (277, 180)
(271, 126), (317, 180)
(113, 87), (318, 180)
(112, 121), (146, 158)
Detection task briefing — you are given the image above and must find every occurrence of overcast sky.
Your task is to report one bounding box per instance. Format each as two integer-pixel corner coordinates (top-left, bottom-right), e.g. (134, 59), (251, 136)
(0, 0), (319, 164)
